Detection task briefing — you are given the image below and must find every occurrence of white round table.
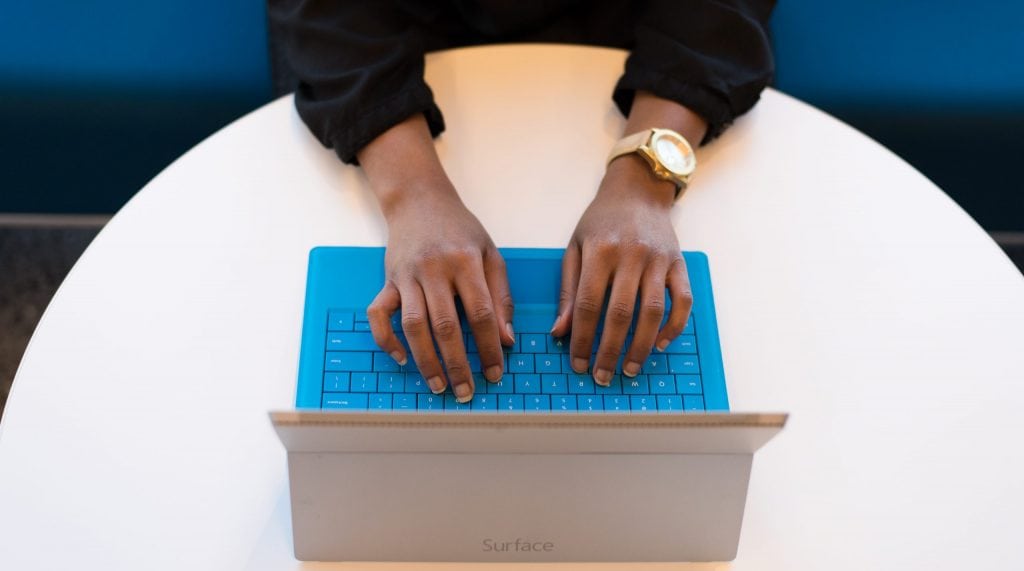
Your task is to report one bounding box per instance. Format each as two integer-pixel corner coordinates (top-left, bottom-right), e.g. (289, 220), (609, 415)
(2, 45), (1022, 570)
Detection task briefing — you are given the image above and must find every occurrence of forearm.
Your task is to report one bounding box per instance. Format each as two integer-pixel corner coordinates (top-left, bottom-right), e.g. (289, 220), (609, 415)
(356, 114), (460, 219)
(604, 91), (708, 208)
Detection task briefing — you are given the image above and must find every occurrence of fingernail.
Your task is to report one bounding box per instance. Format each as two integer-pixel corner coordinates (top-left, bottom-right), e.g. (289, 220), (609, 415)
(428, 376), (445, 394)
(656, 339), (669, 352)
(594, 368), (613, 386)
(390, 350), (407, 366)
(485, 365), (503, 382)
(550, 311), (567, 335)
(572, 357), (589, 373)
(454, 383), (473, 403)
(505, 322), (515, 342)
(623, 361), (641, 377)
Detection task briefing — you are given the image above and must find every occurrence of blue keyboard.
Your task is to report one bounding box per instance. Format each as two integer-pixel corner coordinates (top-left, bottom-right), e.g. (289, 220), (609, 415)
(295, 247), (728, 413)
(319, 304), (707, 413)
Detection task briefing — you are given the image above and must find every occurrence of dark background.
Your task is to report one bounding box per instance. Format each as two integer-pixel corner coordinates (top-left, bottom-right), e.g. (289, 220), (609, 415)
(1, 0), (1022, 229)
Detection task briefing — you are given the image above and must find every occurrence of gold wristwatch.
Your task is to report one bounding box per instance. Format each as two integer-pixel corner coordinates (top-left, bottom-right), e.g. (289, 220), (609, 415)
(606, 128), (697, 199)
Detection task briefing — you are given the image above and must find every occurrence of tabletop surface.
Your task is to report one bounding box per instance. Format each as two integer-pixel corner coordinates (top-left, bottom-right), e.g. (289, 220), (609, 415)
(2, 44), (1022, 570)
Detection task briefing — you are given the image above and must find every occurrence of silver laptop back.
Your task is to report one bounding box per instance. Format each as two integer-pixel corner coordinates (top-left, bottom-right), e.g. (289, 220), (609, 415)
(271, 411), (786, 562)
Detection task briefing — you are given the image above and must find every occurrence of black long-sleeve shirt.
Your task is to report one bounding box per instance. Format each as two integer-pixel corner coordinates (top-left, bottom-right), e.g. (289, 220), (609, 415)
(270, 0), (776, 165)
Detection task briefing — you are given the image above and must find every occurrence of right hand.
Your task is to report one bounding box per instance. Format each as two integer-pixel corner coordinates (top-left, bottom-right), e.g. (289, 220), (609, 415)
(366, 183), (515, 403)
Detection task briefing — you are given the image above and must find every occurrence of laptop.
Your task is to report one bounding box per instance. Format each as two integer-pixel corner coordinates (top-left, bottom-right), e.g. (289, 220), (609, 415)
(271, 246), (786, 562)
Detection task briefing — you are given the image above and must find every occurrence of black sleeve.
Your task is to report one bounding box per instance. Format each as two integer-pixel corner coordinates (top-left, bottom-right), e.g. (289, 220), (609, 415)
(269, 0), (444, 164)
(613, 0), (776, 144)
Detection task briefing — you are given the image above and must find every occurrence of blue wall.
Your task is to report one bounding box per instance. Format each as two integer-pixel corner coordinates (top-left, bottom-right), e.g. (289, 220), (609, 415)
(0, 0), (269, 94)
(772, 0), (1024, 107)
(0, 1), (272, 214)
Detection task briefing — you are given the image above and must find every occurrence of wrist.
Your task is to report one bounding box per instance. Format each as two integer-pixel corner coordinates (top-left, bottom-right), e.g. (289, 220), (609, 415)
(601, 154), (676, 210)
(379, 175), (462, 221)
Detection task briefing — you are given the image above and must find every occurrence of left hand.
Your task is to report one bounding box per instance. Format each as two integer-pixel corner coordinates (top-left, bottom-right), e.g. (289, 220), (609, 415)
(550, 155), (693, 386)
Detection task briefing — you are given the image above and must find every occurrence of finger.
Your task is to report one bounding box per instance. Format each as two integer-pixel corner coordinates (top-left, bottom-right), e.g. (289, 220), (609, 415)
(483, 248), (516, 346)
(623, 262), (668, 376)
(422, 278), (475, 403)
(367, 281), (408, 365)
(592, 260), (643, 386)
(655, 257), (694, 350)
(569, 246), (613, 375)
(398, 282), (447, 395)
(455, 260), (504, 383)
(551, 244), (581, 337)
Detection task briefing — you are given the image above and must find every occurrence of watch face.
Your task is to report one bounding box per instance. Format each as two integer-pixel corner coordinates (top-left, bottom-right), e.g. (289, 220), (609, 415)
(651, 131), (696, 176)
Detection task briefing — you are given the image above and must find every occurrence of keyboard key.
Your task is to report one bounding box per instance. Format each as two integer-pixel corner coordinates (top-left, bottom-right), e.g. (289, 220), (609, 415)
(535, 354), (561, 373)
(393, 394), (416, 410)
(323, 372), (350, 392)
(398, 351), (417, 372)
(568, 374), (594, 394)
(350, 372), (377, 392)
(683, 395), (705, 411)
(547, 336), (569, 352)
(354, 310), (369, 323)
(649, 374), (675, 394)
(509, 354), (534, 373)
(668, 355), (700, 374)
(444, 394), (471, 413)
(498, 394), (524, 412)
(325, 352), (372, 372)
(630, 396), (657, 413)
(551, 395), (577, 411)
(594, 374), (623, 394)
(525, 395), (551, 411)
(327, 310), (354, 332)
(520, 334), (547, 353)
(642, 354), (669, 374)
(561, 354), (576, 374)
(663, 334), (697, 354)
(354, 321), (372, 332)
(418, 394), (444, 411)
(514, 374), (541, 394)
(404, 374), (431, 393)
(604, 395), (630, 411)
(369, 394), (392, 410)
(676, 375), (703, 394)
(322, 393), (367, 409)
(541, 374), (568, 394)
(373, 352), (401, 372)
(578, 395), (604, 412)
(471, 394), (498, 411)
(622, 375), (650, 395)
(486, 377), (514, 393)
(325, 332), (378, 352)
(657, 395), (683, 412)
(376, 372), (404, 392)
(683, 316), (695, 335)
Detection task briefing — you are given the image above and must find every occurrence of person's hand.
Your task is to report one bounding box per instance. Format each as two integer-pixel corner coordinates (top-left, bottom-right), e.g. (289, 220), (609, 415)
(366, 181), (515, 403)
(550, 155), (693, 386)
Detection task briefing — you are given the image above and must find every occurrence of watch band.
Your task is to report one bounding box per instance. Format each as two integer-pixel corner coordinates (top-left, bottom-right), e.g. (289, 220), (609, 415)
(607, 130), (654, 165)
(606, 128), (694, 200)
